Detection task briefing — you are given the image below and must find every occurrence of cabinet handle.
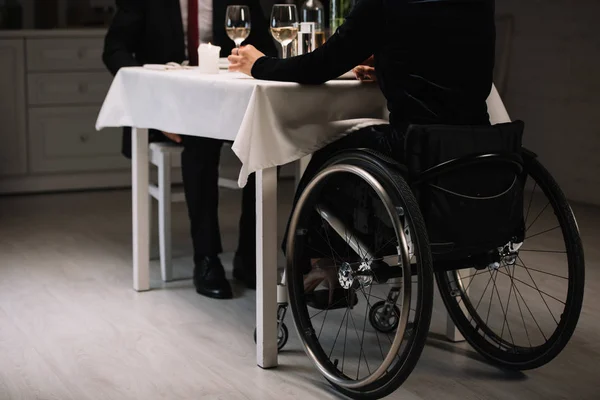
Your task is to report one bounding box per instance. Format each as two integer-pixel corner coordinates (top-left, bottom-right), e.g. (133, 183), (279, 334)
(80, 135), (89, 143)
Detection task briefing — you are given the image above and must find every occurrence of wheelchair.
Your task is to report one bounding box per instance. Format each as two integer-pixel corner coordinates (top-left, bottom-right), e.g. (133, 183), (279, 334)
(255, 120), (585, 399)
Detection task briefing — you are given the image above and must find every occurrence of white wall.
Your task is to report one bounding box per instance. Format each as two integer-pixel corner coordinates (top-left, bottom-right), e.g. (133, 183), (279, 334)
(497, 0), (600, 205)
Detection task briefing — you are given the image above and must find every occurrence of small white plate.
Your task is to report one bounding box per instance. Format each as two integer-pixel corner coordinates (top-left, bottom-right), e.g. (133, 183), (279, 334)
(219, 58), (230, 69)
(143, 63), (193, 71)
(143, 64), (168, 70)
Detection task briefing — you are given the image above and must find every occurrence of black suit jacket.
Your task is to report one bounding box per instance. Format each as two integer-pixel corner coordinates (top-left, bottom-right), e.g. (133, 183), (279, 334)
(103, 0), (277, 158)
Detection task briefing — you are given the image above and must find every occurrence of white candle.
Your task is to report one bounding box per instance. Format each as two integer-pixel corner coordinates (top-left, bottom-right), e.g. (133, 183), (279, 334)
(197, 43), (221, 74)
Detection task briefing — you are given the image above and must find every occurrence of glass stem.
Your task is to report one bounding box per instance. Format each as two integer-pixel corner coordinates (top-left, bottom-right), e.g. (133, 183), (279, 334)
(282, 44), (288, 59)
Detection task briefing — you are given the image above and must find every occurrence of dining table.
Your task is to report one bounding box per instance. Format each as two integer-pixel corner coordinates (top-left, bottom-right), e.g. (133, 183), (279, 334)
(95, 63), (511, 369)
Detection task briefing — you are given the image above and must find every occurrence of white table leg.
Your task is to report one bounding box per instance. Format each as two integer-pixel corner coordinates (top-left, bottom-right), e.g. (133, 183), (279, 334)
(132, 127), (150, 292)
(256, 167), (278, 369)
(158, 152), (173, 282)
(445, 269), (471, 342)
(446, 315), (465, 342)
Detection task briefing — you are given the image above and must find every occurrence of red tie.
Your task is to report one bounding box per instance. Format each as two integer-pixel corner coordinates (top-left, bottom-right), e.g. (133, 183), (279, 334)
(187, 0), (199, 66)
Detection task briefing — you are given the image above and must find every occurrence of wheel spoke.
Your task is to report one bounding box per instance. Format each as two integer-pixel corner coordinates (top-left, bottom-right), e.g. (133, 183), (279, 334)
(509, 264), (533, 348)
(518, 256), (560, 324)
(512, 278), (547, 341)
(490, 269), (515, 346)
(497, 268), (565, 307)
(342, 288), (350, 373)
(500, 264), (516, 346)
(344, 222), (351, 263)
(525, 225), (560, 241)
(358, 286), (388, 362)
(348, 307), (371, 378)
(317, 308), (329, 339)
(524, 181), (538, 223)
(518, 254), (566, 307)
(458, 270), (486, 282)
(304, 243), (333, 259)
(315, 206), (345, 263)
(472, 271), (495, 315)
(457, 269), (485, 307)
(358, 285), (373, 379)
(484, 270), (496, 330)
(515, 263), (568, 280)
(356, 235), (368, 262)
(520, 249), (565, 254)
(328, 307), (350, 359)
(366, 235), (398, 264)
(526, 201), (551, 232)
(310, 296), (349, 320)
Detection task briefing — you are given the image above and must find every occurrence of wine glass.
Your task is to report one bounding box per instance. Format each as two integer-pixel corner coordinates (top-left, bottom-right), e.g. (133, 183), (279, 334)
(225, 5), (251, 48)
(270, 4), (299, 59)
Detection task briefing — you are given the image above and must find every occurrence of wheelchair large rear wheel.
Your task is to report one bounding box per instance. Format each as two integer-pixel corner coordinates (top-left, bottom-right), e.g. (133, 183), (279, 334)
(437, 151), (585, 370)
(286, 152), (433, 399)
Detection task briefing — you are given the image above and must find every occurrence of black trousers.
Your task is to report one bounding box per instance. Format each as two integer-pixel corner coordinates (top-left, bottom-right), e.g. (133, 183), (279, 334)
(181, 136), (256, 266)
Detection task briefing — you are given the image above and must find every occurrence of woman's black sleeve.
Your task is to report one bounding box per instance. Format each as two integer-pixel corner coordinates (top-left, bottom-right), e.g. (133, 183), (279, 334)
(251, 0), (383, 84)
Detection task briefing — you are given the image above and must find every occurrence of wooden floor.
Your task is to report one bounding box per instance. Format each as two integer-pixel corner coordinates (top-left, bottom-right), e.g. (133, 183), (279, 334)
(0, 181), (598, 399)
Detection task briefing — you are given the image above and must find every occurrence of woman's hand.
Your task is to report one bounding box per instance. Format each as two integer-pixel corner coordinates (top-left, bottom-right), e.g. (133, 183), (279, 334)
(228, 45), (265, 76)
(353, 65), (377, 82)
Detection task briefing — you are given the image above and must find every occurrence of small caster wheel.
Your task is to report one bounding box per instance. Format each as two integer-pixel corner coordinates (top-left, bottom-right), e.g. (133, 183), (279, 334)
(254, 323), (289, 351)
(369, 300), (400, 333)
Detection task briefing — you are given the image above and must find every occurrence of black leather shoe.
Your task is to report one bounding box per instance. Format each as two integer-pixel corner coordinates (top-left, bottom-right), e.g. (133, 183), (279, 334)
(193, 256), (233, 299)
(233, 253), (256, 290)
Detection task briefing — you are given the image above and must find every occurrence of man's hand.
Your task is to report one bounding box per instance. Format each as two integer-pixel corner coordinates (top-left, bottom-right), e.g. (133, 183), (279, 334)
(228, 45), (265, 77)
(162, 132), (182, 143)
(353, 65), (377, 82)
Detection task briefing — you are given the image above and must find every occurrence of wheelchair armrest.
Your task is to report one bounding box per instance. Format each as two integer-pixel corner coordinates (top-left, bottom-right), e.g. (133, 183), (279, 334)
(411, 152), (523, 186)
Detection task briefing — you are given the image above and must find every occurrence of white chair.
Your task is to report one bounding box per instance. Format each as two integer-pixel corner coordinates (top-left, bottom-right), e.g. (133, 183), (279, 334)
(149, 142), (240, 282)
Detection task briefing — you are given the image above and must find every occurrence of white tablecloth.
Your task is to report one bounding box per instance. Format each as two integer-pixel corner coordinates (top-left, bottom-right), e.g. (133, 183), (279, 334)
(95, 67), (388, 186)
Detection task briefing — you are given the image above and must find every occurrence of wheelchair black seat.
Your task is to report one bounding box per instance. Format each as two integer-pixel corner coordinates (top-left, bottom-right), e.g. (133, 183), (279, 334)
(405, 120), (526, 263)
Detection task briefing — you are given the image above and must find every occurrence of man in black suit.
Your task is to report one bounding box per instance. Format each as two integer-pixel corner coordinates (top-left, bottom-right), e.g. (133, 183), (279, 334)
(103, 0), (277, 299)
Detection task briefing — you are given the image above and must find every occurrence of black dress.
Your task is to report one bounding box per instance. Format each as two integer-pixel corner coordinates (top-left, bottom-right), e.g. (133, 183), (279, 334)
(252, 0), (496, 133)
(250, 0), (496, 253)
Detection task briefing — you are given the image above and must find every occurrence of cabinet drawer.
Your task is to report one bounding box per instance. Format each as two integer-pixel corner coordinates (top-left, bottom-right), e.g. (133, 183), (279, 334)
(26, 38), (105, 71)
(28, 107), (128, 173)
(28, 72), (112, 106)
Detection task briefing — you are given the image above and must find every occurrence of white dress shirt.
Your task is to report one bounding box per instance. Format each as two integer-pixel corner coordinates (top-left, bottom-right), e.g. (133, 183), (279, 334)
(180, 0), (214, 55)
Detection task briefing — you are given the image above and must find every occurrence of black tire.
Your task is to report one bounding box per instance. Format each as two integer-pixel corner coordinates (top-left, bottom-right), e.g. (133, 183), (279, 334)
(436, 151), (585, 370)
(369, 301), (401, 333)
(286, 151), (434, 399)
(253, 323), (289, 352)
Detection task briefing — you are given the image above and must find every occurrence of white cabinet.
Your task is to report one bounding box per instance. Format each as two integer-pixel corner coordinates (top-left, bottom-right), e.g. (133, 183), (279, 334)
(26, 38), (105, 71)
(28, 71), (113, 105)
(28, 107), (127, 173)
(0, 30), (131, 194)
(0, 39), (28, 176)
